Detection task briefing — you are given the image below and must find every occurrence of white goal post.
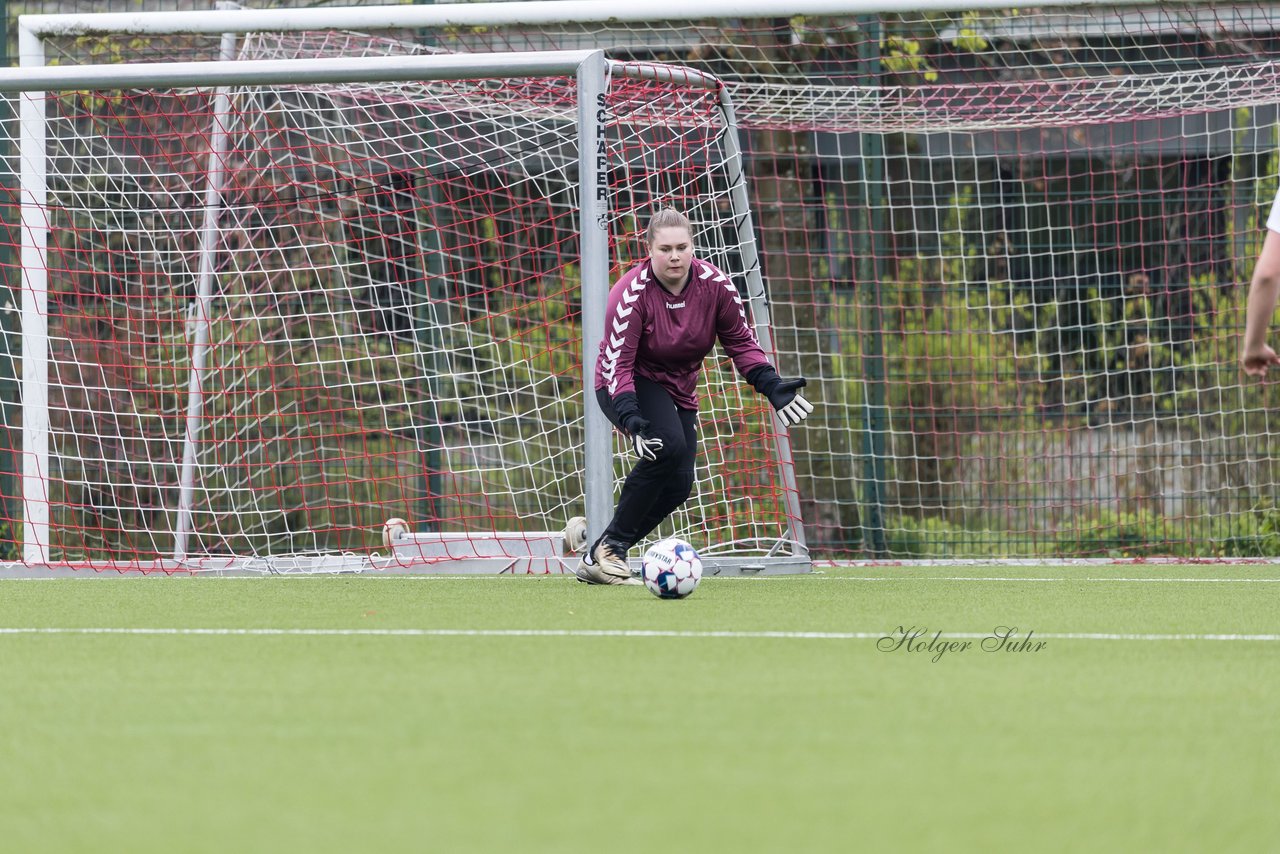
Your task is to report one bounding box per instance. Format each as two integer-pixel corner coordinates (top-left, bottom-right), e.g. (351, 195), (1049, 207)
(16, 0), (1157, 36)
(7, 47), (809, 575)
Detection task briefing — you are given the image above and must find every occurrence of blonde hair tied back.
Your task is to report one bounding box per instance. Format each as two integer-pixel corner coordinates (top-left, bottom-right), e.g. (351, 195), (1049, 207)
(645, 206), (692, 244)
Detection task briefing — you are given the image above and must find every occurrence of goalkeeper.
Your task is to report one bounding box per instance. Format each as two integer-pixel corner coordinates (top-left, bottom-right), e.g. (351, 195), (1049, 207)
(576, 207), (814, 585)
(1243, 190), (1280, 377)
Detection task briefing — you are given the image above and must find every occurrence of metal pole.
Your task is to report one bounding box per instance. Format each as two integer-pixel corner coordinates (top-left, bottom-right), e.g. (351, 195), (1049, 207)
(577, 50), (612, 544)
(0, 51), (603, 94)
(413, 0), (441, 533)
(0, 0), (16, 552)
(417, 207), (445, 533)
(856, 16), (889, 556)
(173, 30), (237, 561)
(18, 21), (48, 564)
(21, 0), (1172, 38)
(396, 164), (446, 534)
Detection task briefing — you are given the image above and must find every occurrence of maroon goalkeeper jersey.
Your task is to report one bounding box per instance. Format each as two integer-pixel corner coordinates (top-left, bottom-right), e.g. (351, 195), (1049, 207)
(594, 257), (771, 410)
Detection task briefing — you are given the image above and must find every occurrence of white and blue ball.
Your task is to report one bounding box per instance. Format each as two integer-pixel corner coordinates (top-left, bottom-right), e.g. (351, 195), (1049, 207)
(640, 538), (703, 600)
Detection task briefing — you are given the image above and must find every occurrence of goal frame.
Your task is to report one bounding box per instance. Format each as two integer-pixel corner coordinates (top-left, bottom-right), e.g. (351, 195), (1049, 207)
(16, 0), (1162, 38)
(7, 47), (808, 575)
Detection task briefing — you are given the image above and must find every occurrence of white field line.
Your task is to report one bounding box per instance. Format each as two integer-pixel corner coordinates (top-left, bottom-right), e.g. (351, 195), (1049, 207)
(0, 627), (1278, 642)
(807, 576), (1280, 583)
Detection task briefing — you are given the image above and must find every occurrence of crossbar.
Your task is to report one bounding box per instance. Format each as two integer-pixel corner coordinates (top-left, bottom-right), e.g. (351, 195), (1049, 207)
(19, 0), (1175, 38)
(0, 53), (720, 94)
(0, 51), (601, 92)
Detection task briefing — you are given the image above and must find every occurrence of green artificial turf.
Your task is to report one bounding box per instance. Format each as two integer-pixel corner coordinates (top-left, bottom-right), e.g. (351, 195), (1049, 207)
(1, 565), (1277, 853)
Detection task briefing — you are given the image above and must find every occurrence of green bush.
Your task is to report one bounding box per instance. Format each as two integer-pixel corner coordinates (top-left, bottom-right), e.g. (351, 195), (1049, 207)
(1051, 509), (1169, 558)
(883, 514), (1012, 559)
(1214, 503), (1280, 558)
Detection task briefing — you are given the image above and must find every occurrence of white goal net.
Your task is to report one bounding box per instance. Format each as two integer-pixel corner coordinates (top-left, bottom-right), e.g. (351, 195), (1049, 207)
(15, 0), (1280, 561)
(8, 50), (805, 573)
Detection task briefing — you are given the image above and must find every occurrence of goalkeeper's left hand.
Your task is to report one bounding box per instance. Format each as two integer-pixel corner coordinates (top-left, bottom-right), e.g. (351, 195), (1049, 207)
(766, 377), (813, 426)
(749, 367), (814, 427)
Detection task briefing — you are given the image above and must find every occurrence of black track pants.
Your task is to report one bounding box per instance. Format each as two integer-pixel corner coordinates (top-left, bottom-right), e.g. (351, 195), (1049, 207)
(595, 376), (698, 550)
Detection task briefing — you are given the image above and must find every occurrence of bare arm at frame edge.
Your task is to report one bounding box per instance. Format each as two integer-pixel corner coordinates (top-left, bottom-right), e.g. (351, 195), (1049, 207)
(1242, 229), (1280, 378)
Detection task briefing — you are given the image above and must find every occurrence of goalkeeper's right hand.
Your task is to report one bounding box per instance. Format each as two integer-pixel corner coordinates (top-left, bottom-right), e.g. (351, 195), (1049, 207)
(622, 415), (664, 461)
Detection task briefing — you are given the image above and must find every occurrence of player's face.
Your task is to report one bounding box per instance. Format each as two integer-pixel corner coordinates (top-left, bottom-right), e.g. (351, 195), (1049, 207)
(648, 227), (693, 289)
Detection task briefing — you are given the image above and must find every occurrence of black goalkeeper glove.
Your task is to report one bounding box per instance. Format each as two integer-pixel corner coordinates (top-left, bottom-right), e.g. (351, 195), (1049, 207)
(626, 420), (664, 461)
(611, 393), (665, 461)
(747, 366), (815, 427)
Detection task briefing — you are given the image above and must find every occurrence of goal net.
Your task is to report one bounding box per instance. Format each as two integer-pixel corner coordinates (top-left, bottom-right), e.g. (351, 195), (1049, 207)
(6, 50), (805, 572)
(16, 0), (1280, 560)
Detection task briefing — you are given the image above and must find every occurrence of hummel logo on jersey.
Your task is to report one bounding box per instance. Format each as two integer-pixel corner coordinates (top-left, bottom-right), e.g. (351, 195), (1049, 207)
(666, 301), (686, 309)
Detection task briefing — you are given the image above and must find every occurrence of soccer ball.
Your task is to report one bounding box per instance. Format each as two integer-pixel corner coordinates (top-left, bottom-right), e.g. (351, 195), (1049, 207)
(641, 538), (703, 600)
(382, 517), (410, 551)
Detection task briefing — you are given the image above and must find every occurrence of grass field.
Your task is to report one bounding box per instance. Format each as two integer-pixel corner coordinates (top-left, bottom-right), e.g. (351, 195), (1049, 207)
(1, 564), (1278, 853)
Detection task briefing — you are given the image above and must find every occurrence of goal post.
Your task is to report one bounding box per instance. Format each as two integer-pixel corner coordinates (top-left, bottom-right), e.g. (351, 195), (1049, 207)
(6, 49), (809, 574)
